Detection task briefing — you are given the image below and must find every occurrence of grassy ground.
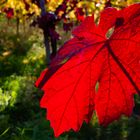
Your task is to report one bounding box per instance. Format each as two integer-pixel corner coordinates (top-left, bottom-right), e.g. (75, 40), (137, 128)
(1, 15), (140, 140)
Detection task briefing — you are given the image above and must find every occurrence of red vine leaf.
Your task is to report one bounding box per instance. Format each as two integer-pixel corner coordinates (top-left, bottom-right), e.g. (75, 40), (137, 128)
(35, 4), (140, 137)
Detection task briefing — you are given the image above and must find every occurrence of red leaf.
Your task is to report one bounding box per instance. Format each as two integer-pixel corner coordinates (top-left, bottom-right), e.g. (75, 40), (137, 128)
(35, 4), (140, 137)
(4, 8), (14, 19)
(75, 8), (85, 22)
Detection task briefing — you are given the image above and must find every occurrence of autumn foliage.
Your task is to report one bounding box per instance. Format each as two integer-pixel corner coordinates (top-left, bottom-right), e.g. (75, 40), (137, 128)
(35, 3), (140, 137)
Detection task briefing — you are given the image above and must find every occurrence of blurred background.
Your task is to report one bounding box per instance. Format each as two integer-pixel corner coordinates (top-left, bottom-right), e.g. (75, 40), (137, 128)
(0, 0), (140, 140)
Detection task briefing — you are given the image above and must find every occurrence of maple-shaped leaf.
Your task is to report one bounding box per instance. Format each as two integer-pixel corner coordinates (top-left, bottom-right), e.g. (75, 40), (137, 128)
(35, 4), (140, 137)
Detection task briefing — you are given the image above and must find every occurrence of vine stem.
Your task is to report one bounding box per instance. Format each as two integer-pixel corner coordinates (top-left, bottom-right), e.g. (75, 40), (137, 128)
(39, 0), (51, 66)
